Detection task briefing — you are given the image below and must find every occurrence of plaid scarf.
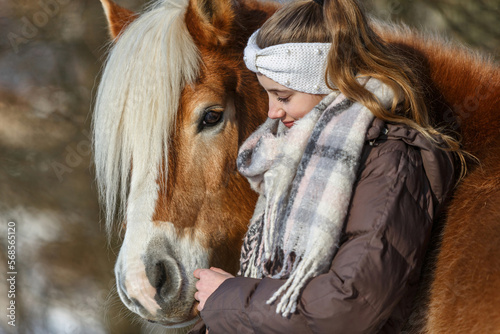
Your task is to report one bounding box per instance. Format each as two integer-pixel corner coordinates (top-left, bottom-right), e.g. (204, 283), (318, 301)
(236, 78), (395, 317)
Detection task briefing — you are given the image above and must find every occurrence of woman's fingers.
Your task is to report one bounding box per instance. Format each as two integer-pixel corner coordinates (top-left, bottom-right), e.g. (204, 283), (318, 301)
(210, 267), (235, 279)
(193, 268), (233, 312)
(193, 268), (204, 279)
(210, 267), (230, 275)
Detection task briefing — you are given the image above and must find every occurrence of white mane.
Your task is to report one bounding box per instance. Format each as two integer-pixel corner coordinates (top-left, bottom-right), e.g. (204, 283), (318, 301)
(93, 0), (200, 236)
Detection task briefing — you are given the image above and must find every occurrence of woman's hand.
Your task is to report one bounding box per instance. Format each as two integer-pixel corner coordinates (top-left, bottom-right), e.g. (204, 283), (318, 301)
(193, 267), (234, 311)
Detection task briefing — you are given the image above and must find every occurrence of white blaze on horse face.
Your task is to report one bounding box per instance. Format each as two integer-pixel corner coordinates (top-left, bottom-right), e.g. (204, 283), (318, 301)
(115, 166), (210, 325)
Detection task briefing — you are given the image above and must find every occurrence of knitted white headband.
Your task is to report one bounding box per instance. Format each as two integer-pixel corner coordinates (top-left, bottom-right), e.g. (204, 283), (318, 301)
(243, 29), (333, 94)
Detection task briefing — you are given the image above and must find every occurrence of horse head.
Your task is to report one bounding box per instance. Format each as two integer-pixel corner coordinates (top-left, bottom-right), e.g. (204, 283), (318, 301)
(94, 0), (275, 327)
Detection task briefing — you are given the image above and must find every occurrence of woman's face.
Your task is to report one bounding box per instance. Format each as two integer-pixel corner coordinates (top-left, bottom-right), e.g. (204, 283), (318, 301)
(257, 74), (326, 128)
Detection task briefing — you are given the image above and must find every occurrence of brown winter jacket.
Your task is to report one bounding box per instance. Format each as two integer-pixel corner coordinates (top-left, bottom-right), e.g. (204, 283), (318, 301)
(189, 118), (456, 334)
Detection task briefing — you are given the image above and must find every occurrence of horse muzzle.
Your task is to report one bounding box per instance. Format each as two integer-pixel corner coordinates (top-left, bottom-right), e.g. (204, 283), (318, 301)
(115, 225), (209, 327)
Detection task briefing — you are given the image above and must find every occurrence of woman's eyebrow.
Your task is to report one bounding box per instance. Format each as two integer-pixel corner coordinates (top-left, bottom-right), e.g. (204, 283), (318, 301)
(267, 88), (290, 94)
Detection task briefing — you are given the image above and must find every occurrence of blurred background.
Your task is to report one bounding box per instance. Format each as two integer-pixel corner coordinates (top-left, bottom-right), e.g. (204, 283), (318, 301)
(0, 0), (498, 333)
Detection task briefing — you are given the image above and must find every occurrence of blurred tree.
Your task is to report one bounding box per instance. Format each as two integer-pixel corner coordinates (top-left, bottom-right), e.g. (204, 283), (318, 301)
(423, 0), (499, 54)
(365, 0), (500, 58)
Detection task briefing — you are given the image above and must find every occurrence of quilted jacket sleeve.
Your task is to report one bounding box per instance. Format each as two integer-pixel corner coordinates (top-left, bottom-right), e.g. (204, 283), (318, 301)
(195, 138), (454, 334)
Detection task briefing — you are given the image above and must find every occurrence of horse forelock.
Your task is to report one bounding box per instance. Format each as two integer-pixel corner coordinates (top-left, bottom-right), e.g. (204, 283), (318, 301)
(93, 0), (200, 237)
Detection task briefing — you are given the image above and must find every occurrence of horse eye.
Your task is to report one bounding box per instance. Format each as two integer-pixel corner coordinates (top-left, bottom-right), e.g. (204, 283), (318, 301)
(202, 110), (223, 127)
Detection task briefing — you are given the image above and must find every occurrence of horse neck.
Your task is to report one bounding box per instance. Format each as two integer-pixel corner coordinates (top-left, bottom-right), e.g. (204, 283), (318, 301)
(381, 26), (500, 158)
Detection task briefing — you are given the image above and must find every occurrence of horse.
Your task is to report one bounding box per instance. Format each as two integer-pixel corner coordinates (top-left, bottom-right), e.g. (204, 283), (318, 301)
(93, 0), (500, 331)
(94, 0), (276, 327)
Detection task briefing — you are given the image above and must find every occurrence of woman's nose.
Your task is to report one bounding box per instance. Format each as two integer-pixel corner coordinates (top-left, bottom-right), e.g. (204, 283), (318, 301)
(268, 101), (285, 119)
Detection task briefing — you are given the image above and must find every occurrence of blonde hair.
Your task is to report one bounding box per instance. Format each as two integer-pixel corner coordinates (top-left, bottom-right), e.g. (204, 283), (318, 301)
(93, 0), (200, 236)
(257, 0), (470, 178)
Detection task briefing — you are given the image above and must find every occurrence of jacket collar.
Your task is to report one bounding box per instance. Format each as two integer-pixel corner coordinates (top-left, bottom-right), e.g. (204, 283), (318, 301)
(365, 117), (456, 206)
(365, 117), (387, 141)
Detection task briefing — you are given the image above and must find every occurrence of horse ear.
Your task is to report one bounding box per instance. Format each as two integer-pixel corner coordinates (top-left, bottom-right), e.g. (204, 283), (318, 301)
(185, 0), (235, 46)
(100, 0), (137, 40)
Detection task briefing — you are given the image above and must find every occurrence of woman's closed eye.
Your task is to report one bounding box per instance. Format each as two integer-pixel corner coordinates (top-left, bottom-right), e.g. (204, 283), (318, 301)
(277, 96), (289, 103)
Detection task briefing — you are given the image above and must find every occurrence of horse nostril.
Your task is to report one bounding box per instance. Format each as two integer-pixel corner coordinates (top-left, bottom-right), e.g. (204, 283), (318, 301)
(147, 259), (181, 302)
(153, 261), (168, 291)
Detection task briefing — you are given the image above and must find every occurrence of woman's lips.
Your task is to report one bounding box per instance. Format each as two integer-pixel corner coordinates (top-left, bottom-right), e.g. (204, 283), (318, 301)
(282, 121), (294, 128)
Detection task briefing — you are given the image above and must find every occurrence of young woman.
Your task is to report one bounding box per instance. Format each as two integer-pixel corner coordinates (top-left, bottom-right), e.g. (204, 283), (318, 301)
(192, 0), (466, 332)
